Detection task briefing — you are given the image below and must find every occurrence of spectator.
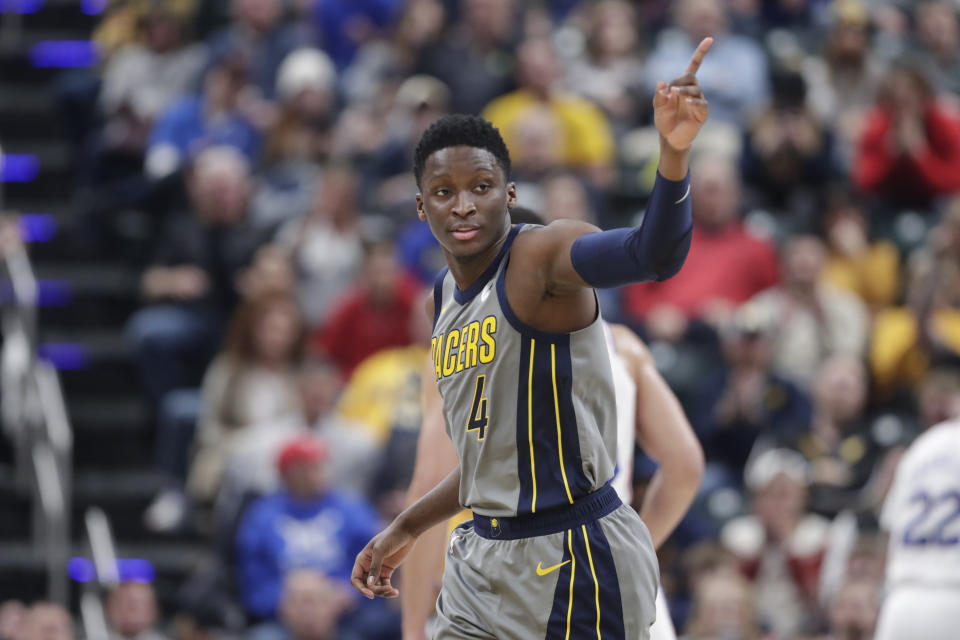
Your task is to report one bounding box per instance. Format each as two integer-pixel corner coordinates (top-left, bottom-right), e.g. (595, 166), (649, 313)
(683, 569), (763, 640)
(247, 569), (351, 640)
(748, 235), (868, 387)
(802, 0), (885, 169)
(820, 189), (901, 312)
(482, 37), (616, 185)
(127, 146), (267, 406)
(721, 448), (830, 637)
(145, 48), (262, 181)
(187, 291), (305, 505)
(741, 69), (834, 224)
(644, 0), (769, 127)
(418, 0), (519, 115)
(689, 304), (812, 481)
(235, 436), (381, 619)
(823, 579), (881, 640)
(274, 166), (365, 327)
(106, 582), (168, 640)
(98, 4), (206, 162)
(310, 237), (419, 377)
(251, 48), (338, 231)
(19, 603), (74, 640)
(870, 236), (960, 402)
(623, 153), (780, 340)
(0, 601), (24, 640)
(791, 355), (884, 517)
(310, 0), (405, 71)
(913, 1), (960, 97)
(206, 0), (303, 100)
(853, 62), (960, 209)
(564, 0), (647, 132)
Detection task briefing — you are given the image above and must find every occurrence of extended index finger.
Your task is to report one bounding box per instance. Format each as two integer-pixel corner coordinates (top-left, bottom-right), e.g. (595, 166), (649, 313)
(685, 37), (714, 75)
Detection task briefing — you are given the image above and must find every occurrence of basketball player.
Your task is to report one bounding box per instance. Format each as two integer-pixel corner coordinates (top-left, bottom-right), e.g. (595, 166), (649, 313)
(399, 315), (704, 639)
(350, 37), (713, 639)
(875, 417), (960, 640)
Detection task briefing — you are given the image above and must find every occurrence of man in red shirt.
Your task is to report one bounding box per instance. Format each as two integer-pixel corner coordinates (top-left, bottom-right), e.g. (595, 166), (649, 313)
(311, 238), (419, 376)
(623, 153), (780, 339)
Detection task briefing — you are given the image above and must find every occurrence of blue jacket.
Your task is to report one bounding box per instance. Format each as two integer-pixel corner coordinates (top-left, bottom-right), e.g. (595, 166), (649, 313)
(236, 490), (381, 618)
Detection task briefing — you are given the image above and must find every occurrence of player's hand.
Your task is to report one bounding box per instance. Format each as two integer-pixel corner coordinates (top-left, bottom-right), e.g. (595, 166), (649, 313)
(351, 521), (417, 599)
(653, 37), (712, 151)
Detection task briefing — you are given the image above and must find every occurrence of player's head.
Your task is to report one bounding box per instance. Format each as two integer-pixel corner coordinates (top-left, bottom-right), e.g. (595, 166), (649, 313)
(415, 114), (516, 261)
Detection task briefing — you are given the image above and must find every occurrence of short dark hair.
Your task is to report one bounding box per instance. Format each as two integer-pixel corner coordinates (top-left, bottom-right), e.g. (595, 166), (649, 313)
(413, 114), (511, 187)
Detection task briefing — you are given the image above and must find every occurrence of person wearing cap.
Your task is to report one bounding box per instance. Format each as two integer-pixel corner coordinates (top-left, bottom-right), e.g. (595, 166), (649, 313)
(720, 448), (829, 638)
(234, 435), (381, 620)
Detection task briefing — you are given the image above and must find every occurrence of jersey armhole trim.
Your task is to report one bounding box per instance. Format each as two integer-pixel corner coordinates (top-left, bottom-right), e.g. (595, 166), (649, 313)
(432, 267), (448, 329)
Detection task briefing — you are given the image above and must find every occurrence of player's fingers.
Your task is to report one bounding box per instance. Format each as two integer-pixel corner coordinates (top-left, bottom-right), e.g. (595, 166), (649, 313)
(685, 37), (713, 75)
(667, 85), (702, 97)
(366, 544), (386, 588)
(686, 98), (709, 121)
(351, 551), (375, 599)
(668, 72), (699, 87)
(653, 80), (669, 108)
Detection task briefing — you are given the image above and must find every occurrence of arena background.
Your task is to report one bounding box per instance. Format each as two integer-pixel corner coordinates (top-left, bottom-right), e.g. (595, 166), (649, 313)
(1, 0), (959, 638)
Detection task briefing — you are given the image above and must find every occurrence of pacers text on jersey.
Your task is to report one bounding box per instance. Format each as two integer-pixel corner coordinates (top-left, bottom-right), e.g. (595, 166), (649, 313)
(432, 315), (497, 380)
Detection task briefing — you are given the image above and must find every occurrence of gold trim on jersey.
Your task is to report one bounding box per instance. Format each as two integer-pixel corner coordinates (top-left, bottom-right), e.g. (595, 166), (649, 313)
(528, 338), (538, 513)
(565, 529), (576, 640)
(551, 344), (575, 504)
(582, 524), (602, 639)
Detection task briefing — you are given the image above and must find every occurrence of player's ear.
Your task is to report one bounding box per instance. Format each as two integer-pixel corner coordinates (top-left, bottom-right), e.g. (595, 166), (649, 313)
(416, 193), (427, 222)
(506, 182), (517, 209)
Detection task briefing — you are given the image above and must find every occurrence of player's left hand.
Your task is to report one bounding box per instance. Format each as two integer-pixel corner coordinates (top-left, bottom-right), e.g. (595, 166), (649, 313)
(653, 36), (713, 151)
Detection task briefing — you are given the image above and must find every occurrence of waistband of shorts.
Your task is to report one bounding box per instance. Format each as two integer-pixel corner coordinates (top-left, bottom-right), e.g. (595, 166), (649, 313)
(472, 484), (621, 540)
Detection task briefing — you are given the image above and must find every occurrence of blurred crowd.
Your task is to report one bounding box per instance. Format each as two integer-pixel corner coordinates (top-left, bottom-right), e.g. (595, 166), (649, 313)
(4, 0), (960, 638)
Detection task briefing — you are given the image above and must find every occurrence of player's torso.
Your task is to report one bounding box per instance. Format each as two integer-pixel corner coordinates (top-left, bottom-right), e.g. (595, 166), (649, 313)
(431, 225), (618, 517)
(884, 420), (960, 588)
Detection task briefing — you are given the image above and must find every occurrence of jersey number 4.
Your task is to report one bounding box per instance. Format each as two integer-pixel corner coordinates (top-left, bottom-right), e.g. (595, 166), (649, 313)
(902, 490), (960, 546)
(467, 375), (489, 441)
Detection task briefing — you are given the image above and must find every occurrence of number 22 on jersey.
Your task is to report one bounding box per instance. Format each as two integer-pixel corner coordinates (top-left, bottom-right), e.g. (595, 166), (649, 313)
(467, 375), (489, 440)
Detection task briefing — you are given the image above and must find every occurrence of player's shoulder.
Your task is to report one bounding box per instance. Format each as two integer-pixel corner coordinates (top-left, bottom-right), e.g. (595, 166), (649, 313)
(607, 323), (653, 368)
(902, 418), (960, 464)
(510, 219), (601, 258)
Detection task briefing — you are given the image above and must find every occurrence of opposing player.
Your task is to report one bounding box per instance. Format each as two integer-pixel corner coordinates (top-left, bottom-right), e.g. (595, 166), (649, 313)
(875, 417), (960, 640)
(351, 38), (713, 639)
(399, 316), (705, 639)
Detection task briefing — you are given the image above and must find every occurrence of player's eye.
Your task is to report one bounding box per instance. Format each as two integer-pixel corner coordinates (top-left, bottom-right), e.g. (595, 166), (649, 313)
(434, 188), (449, 197)
(474, 184), (490, 193)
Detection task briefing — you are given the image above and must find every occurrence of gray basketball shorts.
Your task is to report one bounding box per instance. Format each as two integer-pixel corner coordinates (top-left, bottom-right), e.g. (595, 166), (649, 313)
(433, 487), (659, 639)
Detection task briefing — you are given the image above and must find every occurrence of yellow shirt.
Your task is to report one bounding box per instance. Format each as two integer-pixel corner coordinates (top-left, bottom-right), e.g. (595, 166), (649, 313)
(870, 307), (960, 396)
(482, 90), (615, 168)
(335, 345), (428, 444)
(822, 242), (900, 308)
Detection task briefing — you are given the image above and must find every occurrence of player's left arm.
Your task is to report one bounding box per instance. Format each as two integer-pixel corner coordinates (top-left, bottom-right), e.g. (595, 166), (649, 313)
(611, 325), (704, 549)
(526, 38), (712, 295)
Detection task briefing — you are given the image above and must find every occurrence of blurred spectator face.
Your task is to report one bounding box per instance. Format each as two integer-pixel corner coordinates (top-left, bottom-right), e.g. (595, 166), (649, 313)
(783, 235), (826, 289)
(253, 298), (303, 366)
(279, 570), (347, 640)
(241, 246), (297, 299)
(0, 601), (25, 640)
(277, 49), (337, 120)
(587, 0), (638, 61)
(918, 369), (960, 427)
(517, 39), (559, 96)
(233, 0), (283, 32)
(542, 174), (592, 224)
(21, 604), (73, 640)
(204, 57), (249, 111)
(723, 326), (772, 369)
(512, 107), (562, 176)
(754, 472), (806, 540)
(813, 355), (867, 424)
(277, 437), (329, 498)
(824, 204), (868, 256)
(188, 147), (252, 225)
(142, 11), (184, 53)
(828, 580), (879, 639)
(363, 242), (401, 303)
(463, 0), (514, 41)
(106, 582), (159, 640)
(687, 571), (757, 640)
(917, 2), (960, 56)
(691, 155), (740, 231)
(299, 362), (343, 425)
(678, 0), (728, 42)
(311, 168), (358, 227)
(881, 66), (932, 116)
(395, 0), (445, 49)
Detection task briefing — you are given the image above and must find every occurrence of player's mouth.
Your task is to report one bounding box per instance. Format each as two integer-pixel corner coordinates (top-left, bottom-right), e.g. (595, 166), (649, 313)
(450, 226), (480, 241)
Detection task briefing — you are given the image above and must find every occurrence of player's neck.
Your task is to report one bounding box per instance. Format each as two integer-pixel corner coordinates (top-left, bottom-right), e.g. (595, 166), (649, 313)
(445, 228), (511, 293)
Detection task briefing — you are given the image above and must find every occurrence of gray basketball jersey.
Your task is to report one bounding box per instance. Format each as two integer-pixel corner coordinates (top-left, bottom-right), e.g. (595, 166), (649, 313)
(431, 224), (618, 518)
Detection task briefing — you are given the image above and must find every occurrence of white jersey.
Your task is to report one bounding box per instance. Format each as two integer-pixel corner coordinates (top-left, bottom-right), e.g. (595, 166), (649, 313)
(605, 324), (638, 504)
(880, 419), (960, 588)
(603, 324), (678, 640)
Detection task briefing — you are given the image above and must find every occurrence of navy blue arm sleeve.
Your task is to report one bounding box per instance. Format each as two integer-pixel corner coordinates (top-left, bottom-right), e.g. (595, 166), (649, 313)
(570, 171), (692, 287)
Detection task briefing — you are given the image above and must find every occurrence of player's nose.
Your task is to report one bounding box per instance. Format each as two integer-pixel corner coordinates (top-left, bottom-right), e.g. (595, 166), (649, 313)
(451, 190), (477, 217)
